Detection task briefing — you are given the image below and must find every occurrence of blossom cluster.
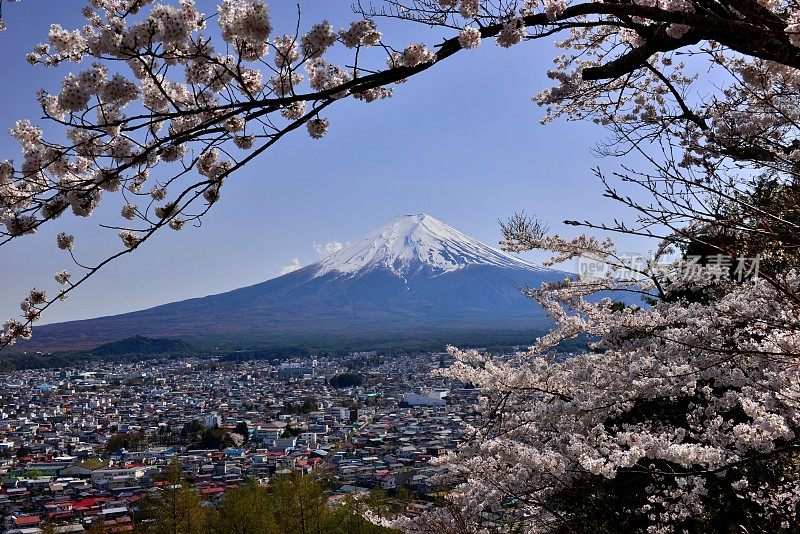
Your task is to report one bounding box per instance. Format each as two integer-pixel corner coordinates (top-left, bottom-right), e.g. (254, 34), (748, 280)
(404, 267), (800, 532)
(218, 0), (272, 60)
(439, 0), (481, 19)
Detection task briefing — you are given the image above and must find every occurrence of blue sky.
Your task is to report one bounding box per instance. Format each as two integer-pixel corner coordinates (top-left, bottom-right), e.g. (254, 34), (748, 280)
(0, 0), (651, 323)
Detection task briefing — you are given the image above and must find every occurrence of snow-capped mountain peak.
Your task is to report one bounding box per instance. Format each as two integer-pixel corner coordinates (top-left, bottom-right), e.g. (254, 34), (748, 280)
(313, 213), (542, 279)
(26, 213), (570, 352)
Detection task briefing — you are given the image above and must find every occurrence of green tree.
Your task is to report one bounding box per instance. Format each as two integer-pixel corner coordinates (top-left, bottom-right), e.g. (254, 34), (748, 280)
(266, 474), (399, 533)
(270, 473), (329, 534)
(80, 458), (106, 470)
(181, 420), (204, 438)
(195, 427), (235, 450)
(137, 459), (210, 534)
(104, 431), (147, 453)
(212, 481), (277, 534)
(329, 373), (363, 388)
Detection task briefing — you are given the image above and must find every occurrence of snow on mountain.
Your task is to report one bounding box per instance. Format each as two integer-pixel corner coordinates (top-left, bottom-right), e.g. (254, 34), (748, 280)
(314, 213), (544, 279)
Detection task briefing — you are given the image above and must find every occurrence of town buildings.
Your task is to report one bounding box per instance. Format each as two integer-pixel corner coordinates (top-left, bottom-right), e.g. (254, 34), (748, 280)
(0, 350), (479, 532)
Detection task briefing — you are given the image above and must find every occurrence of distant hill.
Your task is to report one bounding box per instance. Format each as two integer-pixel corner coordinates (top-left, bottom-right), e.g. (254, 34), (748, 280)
(0, 336), (195, 371)
(88, 335), (193, 357)
(17, 214), (573, 353)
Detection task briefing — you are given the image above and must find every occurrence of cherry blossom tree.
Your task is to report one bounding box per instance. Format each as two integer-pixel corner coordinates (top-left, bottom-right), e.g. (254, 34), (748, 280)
(403, 231), (800, 532)
(368, 3), (800, 533)
(1, 1), (799, 529)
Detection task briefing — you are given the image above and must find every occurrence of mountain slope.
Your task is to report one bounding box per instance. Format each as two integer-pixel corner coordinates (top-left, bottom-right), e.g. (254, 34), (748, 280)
(20, 214), (570, 352)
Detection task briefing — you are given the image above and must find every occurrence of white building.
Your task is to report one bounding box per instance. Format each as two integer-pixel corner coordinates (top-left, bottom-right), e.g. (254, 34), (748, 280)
(203, 412), (222, 428)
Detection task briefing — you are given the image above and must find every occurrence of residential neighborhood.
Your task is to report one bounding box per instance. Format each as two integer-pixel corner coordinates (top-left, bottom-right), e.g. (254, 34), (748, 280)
(0, 350), (481, 532)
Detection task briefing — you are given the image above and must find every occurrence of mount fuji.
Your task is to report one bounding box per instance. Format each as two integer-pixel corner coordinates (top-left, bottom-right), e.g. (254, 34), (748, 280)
(23, 214), (571, 351)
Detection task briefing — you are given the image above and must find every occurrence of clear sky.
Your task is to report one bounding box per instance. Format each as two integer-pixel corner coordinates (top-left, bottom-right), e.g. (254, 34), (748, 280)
(0, 0), (651, 324)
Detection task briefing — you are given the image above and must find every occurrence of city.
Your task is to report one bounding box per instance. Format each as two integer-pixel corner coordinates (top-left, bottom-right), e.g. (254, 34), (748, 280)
(0, 350), (482, 531)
